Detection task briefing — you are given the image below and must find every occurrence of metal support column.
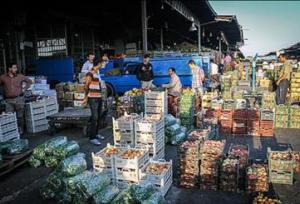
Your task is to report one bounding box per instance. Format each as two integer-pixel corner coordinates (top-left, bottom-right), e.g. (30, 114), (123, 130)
(141, 0), (148, 53)
(197, 24), (201, 54)
(160, 26), (163, 51)
(64, 23), (69, 56)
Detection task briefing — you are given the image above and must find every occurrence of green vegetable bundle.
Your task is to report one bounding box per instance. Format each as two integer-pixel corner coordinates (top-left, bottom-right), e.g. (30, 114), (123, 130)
(29, 156), (41, 168)
(130, 183), (157, 202)
(171, 132), (186, 145)
(111, 188), (135, 204)
(40, 183), (56, 200)
(44, 136), (68, 155)
(32, 143), (46, 160)
(92, 185), (120, 204)
(0, 139), (29, 155)
(64, 171), (93, 195)
(53, 141), (80, 159)
(166, 124), (181, 136)
(165, 114), (177, 126)
(47, 170), (64, 192)
(141, 192), (166, 204)
(76, 172), (110, 200)
(58, 153), (87, 177)
(45, 156), (59, 168)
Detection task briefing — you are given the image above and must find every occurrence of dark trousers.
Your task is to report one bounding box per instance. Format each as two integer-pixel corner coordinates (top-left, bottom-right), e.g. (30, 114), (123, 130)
(276, 79), (289, 105)
(87, 98), (102, 140)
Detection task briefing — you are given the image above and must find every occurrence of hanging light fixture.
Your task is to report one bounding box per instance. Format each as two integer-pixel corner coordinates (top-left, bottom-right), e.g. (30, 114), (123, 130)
(202, 27), (205, 37)
(189, 22), (197, 32)
(210, 32), (212, 37)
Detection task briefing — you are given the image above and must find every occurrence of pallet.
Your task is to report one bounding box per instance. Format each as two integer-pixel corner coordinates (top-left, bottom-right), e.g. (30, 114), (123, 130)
(0, 150), (32, 177)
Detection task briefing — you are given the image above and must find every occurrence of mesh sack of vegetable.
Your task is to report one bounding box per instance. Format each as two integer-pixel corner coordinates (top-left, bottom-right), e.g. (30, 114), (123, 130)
(0, 139), (29, 155)
(64, 171), (93, 195)
(45, 156), (59, 168)
(44, 136), (68, 155)
(76, 172), (111, 200)
(73, 192), (89, 204)
(171, 131), (186, 145)
(111, 188), (135, 204)
(92, 185), (120, 204)
(165, 114), (177, 126)
(55, 190), (73, 204)
(130, 182), (157, 202)
(53, 141), (80, 159)
(40, 183), (56, 200)
(141, 192), (166, 204)
(166, 124), (181, 136)
(32, 143), (47, 160)
(58, 153), (87, 177)
(47, 170), (64, 192)
(29, 156), (42, 168)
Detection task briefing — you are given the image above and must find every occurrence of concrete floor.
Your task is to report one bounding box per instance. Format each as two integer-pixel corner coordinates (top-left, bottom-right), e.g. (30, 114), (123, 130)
(0, 124), (300, 204)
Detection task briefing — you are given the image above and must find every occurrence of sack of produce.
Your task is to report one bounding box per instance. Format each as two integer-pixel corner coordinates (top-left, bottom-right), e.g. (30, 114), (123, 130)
(180, 126), (187, 134)
(166, 124), (181, 136)
(92, 185), (120, 204)
(40, 184), (56, 200)
(141, 192), (166, 204)
(29, 156), (41, 168)
(175, 118), (181, 125)
(65, 171), (93, 195)
(32, 143), (47, 160)
(77, 172), (110, 199)
(165, 114), (177, 126)
(58, 153), (87, 177)
(130, 182), (156, 202)
(73, 192), (89, 204)
(111, 188), (135, 204)
(47, 170), (64, 192)
(45, 156), (59, 168)
(44, 136), (68, 155)
(0, 139), (29, 155)
(171, 131), (186, 145)
(53, 141), (80, 159)
(55, 190), (73, 204)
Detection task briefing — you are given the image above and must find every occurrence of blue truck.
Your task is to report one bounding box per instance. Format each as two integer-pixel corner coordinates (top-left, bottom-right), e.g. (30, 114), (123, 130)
(101, 55), (210, 96)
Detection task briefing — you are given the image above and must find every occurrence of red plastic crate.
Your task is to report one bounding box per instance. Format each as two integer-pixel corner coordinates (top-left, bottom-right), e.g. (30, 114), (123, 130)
(220, 110), (233, 120)
(247, 109), (260, 120)
(247, 130), (260, 136)
(260, 120), (274, 129)
(204, 109), (220, 119)
(247, 120), (260, 128)
(220, 120), (232, 128)
(233, 109), (248, 120)
(233, 119), (247, 128)
(260, 129), (274, 137)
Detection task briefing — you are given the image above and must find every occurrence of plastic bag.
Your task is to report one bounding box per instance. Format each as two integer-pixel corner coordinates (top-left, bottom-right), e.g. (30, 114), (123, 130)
(40, 183), (56, 200)
(73, 192), (88, 204)
(53, 141), (80, 159)
(130, 183), (157, 202)
(111, 188), (135, 204)
(29, 156), (41, 168)
(1, 139), (29, 155)
(45, 156), (59, 168)
(175, 118), (181, 125)
(165, 114), (176, 126)
(77, 172), (110, 199)
(44, 136), (68, 155)
(141, 192), (166, 204)
(58, 153), (87, 177)
(166, 124), (181, 136)
(64, 170), (93, 195)
(47, 170), (64, 192)
(180, 126), (187, 134)
(55, 190), (73, 204)
(92, 185), (120, 204)
(171, 132), (186, 145)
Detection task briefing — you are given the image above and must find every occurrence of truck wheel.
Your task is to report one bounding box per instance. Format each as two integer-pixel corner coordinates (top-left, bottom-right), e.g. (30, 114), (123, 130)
(106, 83), (115, 97)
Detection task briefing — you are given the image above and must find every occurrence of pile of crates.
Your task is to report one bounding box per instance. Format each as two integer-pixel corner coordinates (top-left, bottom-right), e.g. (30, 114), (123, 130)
(202, 93), (214, 109)
(247, 109), (260, 136)
(275, 105), (290, 128)
(25, 97), (58, 133)
(289, 106), (300, 128)
(260, 109), (274, 136)
(268, 148), (294, 185)
(290, 72), (300, 102)
(221, 75), (232, 91)
(222, 99), (235, 110)
(0, 113), (20, 142)
(179, 91), (195, 129)
(144, 90), (167, 117)
(219, 157), (239, 192)
(135, 115), (165, 160)
(219, 110), (233, 135)
(113, 113), (142, 146)
(261, 92), (276, 109)
(232, 109), (247, 135)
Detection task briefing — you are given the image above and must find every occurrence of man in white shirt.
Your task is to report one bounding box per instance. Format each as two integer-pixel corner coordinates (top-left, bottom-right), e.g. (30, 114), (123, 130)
(81, 52), (95, 73)
(162, 67), (182, 97)
(211, 59), (219, 76)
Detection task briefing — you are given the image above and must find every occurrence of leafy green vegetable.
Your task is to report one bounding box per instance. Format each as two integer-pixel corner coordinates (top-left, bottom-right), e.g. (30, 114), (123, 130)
(58, 153), (87, 177)
(92, 185), (120, 204)
(141, 192), (166, 204)
(53, 141), (80, 159)
(29, 156), (41, 168)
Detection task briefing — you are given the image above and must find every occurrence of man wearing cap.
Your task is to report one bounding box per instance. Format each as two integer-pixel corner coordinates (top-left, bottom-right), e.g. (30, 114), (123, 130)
(276, 53), (292, 104)
(136, 54), (155, 89)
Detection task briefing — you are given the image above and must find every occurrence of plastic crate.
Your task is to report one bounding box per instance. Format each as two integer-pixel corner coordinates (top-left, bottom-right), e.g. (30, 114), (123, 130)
(141, 160), (172, 185)
(113, 113), (142, 130)
(269, 170), (293, 185)
(114, 130), (135, 146)
(0, 129), (20, 142)
(115, 147), (149, 169)
(26, 112), (47, 121)
(260, 109), (275, 121)
(92, 144), (118, 169)
(115, 166), (145, 182)
(134, 117), (164, 133)
(116, 179), (137, 190)
(151, 147), (165, 160)
(25, 105), (45, 115)
(26, 123), (48, 133)
(145, 91), (166, 100)
(136, 135), (165, 156)
(135, 127), (164, 144)
(0, 113), (17, 125)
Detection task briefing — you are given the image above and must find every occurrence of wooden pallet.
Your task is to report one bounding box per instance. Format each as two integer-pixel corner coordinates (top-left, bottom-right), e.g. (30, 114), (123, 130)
(0, 150), (32, 177)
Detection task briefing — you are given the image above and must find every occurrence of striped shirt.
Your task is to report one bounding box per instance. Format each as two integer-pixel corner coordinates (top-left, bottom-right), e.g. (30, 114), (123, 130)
(86, 72), (101, 98)
(192, 66), (205, 89)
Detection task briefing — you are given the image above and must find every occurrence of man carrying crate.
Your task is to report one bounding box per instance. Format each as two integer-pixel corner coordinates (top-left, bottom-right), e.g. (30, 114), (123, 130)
(0, 63), (32, 135)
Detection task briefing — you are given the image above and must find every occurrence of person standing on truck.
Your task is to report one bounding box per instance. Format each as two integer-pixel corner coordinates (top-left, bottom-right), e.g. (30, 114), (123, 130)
(0, 62), (32, 135)
(136, 54), (155, 89)
(83, 59), (107, 146)
(81, 52), (95, 73)
(276, 53), (292, 105)
(188, 60), (205, 94)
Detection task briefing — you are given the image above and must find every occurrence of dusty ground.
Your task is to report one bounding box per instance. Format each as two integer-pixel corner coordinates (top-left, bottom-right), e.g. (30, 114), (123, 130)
(0, 124), (300, 204)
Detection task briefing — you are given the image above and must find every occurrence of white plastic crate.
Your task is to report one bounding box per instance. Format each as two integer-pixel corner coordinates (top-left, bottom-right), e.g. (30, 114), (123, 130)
(0, 113), (17, 125)
(136, 135), (164, 156)
(135, 127), (164, 144)
(26, 123), (48, 133)
(145, 91), (167, 100)
(114, 130), (135, 146)
(115, 147), (149, 169)
(115, 165), (146, 182)
(145, 105), (168, 116)
(1, 122), (18, 133)
(116, 179), (137, 190)
(92, 144), (118, 169)
(113, 113), (142, 130)
(158, 173), (172, 196)
(26, 105), (45, 115)
(141, 160), (172, 186)
(134, 117), (164, 133)
(0, 129), (20, 142)
(45, 97), (58, 106)
(26, 112), (47, 121)
(152, 147), (165, 160)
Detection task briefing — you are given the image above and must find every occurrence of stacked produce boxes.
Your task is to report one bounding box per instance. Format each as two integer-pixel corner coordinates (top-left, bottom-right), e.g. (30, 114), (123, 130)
(219, 157), (239, 192)
(200, 140), (225, 191)
(219, 110), (233, 135)
(289, 106), (300, 128)
(260, 109), (274, 136)
(247, 163), (269, 193)
(202, 93), (214, 109)
(25, 99), (48, 133)
(261, 92), (276, 109)
(232, 109), (247, 135)
(247, 109), (260, 136)
(268, 148), (294, 185)
(178, 140), (200, 188)
(144, 90), (167, 117)
(275, 105), (290, 128)
(223, 99), (235, 110)
(113, 113), (142, 147)
(73, 85), (85, 108)
(221, 75), (232, 91)
(259, 78), (273, 91)
(231, 71), (239, 87)
(290, 72), (300, 102)
(179, 89), (195, 129)
(135, 115), (165, 159)
(0, 113), (20, 142)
